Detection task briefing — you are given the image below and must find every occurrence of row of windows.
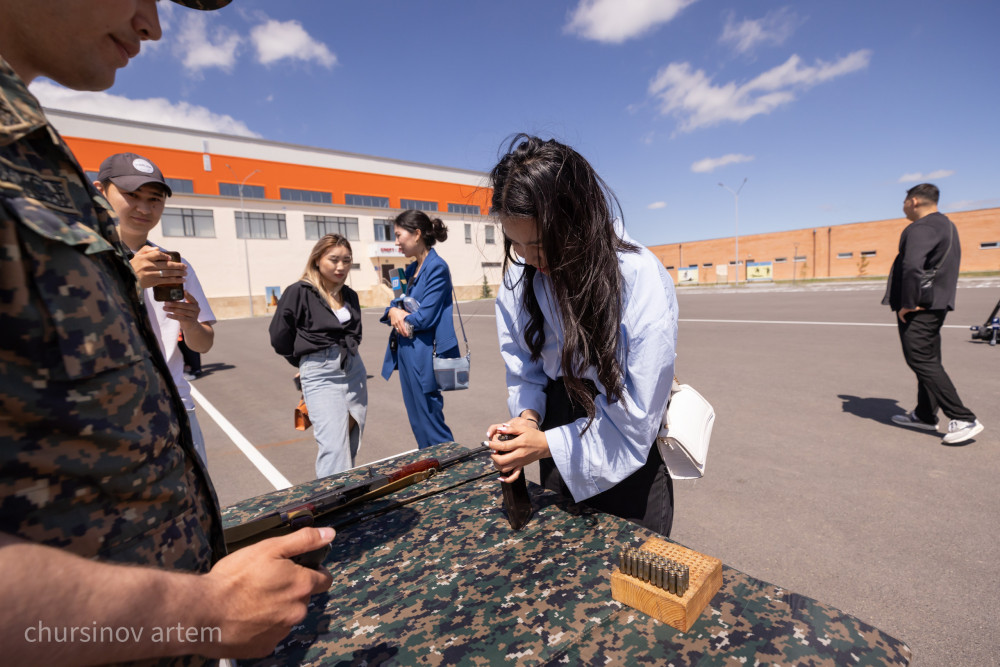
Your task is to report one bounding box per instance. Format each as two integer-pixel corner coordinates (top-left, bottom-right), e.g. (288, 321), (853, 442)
(211, 183), (481, 213)
(665, 257), (807, 270)
(161, 208), (498, 243)
(464, 223), (495, 244)
(672, 243), (1000, 269)
(99, 176), (479, 213)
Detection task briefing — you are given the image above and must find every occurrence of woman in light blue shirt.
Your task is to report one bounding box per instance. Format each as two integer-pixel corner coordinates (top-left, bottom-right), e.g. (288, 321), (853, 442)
(486, 135), (678, 535)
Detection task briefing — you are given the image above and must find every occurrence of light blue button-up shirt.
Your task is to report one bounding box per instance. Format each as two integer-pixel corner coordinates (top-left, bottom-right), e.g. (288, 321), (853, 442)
(495, 236), (678, 502)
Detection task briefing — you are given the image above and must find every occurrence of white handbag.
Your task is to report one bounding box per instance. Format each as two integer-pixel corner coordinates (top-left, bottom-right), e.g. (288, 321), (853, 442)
(657, 380), (715, 480)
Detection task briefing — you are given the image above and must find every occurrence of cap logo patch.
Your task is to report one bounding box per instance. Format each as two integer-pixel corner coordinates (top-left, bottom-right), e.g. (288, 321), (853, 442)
(132, 158), (155, 174)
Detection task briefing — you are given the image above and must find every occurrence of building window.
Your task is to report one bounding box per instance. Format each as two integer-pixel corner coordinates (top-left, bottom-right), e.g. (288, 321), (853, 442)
(374, 218), (393, 242)
(235, 211), (286, 239)
(305, 215), (359, 241)
(162, 207), (215, 237)
(980, 241), (999, 249)
(702, 262), (713, 267)
(281, 188), (332, 204)
(464, 223), (472, 244)
(448, 203), (481, 215)
(166, 178), (194, 194)
(794, 255), (807, 262)
(481, 262), (501, 268)
(837, 252), (853, 259)
(346, 194), (389, 208)
(860, 250), (877, 258)
(665, 265), (675, 270)
(774, 257), (787, 263)
(220, 182), (265, 199)
(400, 198), (438, 212)
(484, 225), (495, 245)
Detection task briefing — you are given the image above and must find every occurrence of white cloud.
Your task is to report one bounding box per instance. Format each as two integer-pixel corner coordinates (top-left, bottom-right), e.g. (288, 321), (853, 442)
(31, 81), (260, 137)
(898, 170), (955, 183)
(649, 50), (872, 132)
(565, 0), (697, 44)
(691, 153), (754, 173)
(720, 7), (800, 55)
(948, 198), (999, 211)
(174, 11), (241, 73)
(648, 201), (667, 210)
(251, 20), (337, 68)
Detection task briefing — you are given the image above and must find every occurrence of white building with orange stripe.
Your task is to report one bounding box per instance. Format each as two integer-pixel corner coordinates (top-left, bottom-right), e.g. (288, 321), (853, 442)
(50, 109), (502, 318)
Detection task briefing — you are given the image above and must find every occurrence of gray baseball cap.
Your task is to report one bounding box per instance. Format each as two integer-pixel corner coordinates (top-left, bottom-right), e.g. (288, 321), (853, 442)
(97, 153), (172, 197)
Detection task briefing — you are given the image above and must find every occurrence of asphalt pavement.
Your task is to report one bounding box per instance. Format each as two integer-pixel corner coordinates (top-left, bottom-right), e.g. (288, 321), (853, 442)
(194, 277), (1000, 667)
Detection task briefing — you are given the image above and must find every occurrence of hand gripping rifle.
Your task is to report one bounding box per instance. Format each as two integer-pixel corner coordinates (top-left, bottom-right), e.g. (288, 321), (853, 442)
(224, 444), (492, 568)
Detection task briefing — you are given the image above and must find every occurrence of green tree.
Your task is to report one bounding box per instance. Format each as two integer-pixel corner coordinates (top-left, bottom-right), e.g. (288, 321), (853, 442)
(480, 275), (492, 299)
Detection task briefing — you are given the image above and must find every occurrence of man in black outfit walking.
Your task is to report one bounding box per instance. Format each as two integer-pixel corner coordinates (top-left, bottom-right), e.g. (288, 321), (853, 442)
(884, 183), (984, 444)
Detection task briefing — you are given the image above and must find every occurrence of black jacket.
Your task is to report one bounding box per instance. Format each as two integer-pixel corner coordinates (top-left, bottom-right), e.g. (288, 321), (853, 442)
(882, 212), (960, 311)
(269, 280), (362, 367)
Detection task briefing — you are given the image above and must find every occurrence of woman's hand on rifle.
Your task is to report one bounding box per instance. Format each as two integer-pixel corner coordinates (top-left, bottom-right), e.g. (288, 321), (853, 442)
(486, 413), (547, 483)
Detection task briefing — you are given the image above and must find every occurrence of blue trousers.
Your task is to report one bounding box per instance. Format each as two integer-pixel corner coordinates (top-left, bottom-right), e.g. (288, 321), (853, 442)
(397, 351), (454, 449)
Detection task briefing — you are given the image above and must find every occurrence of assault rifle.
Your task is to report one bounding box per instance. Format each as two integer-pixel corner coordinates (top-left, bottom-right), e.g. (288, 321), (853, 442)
(224, 444), (493, 568)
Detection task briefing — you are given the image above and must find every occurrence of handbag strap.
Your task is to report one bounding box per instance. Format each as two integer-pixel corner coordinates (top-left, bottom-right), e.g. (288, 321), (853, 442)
(433, 288), (470, 357)
(452, 287), (470, 355)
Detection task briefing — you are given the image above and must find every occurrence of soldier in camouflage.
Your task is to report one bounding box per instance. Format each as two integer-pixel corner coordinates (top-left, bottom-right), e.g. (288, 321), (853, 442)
(0, 1), (335, 664)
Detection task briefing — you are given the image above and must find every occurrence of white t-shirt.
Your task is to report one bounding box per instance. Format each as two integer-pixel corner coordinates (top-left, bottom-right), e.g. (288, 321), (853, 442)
(141, 246), (216, 409)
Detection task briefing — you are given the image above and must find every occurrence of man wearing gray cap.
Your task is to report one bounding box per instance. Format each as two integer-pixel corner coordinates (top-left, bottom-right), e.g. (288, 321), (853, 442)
(95, 152), (216, 466)
(0, 1), (335, 664)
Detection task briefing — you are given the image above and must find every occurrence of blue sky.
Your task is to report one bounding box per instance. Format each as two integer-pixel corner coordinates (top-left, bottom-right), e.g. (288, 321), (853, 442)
(33, 0), (1000, 246)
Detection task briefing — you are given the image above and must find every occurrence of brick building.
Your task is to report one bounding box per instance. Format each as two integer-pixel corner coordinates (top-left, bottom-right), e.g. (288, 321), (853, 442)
(649, 207), (999, 285)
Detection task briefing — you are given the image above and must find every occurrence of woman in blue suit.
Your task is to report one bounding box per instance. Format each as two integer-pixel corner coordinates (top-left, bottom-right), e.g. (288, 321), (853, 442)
(381, 210), (460, 448)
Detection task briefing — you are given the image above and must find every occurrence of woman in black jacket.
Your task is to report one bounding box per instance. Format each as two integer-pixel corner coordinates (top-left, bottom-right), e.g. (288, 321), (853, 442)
(270, 234), (367, 477)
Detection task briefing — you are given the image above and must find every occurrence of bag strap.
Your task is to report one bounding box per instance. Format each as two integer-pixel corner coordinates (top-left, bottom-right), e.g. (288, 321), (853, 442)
(452, 287), (470, 355)
(433, 288), (470, 357)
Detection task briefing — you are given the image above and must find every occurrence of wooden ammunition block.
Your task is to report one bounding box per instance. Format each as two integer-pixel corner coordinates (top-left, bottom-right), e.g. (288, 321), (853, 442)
(610, 537), (722, 633)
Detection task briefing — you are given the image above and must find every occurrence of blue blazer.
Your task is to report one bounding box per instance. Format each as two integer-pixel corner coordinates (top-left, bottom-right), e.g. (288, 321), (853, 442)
(380, 248), (458, 393)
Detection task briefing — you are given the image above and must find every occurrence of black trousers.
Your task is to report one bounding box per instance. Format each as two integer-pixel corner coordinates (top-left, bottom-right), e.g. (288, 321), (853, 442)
(178, 336), (202, 374)
(897, 310), (975, 423)
(538, 378), (674, 536)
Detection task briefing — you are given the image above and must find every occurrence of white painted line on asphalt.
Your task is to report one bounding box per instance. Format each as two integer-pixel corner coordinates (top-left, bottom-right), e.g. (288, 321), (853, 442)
(189, 385), (292, 491)
(680, 318), (968, 328)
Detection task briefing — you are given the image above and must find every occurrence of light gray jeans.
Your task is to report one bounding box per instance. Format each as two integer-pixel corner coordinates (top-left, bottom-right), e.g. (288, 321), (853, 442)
(299, 347), (368, 478)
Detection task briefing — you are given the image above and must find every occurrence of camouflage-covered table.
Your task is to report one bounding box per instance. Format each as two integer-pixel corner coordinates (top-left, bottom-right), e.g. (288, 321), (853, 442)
(223, 442), (911, 666)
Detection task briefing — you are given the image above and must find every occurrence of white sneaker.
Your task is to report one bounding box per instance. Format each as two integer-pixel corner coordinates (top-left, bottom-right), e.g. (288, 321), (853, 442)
(941, 419), (984, 444)
(890, 411), (938, 431)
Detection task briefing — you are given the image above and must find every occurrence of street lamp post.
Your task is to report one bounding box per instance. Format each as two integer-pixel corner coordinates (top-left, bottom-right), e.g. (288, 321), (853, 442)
(718, 178), (747, 285)
(227, 165), (259, 317)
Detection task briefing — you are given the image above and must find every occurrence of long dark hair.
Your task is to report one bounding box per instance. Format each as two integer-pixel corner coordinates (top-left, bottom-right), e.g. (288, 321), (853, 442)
(489, 135), (639, 427)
